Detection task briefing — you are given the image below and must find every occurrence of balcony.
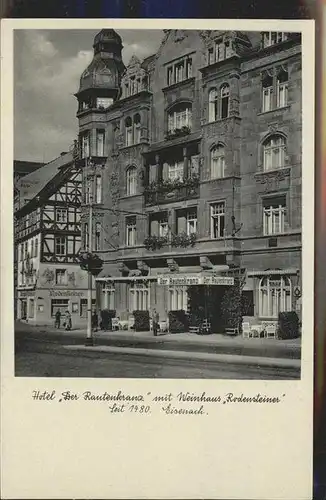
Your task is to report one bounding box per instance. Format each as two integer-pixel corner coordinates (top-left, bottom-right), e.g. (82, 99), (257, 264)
(144, 176), (200, 206)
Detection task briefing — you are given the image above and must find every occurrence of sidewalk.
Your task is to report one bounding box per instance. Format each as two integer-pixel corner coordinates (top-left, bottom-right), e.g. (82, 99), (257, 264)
(15, 320), (301, 364)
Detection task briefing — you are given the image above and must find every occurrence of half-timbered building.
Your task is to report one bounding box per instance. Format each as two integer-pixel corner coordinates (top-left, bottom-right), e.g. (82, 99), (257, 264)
(14, 152), (94, 325)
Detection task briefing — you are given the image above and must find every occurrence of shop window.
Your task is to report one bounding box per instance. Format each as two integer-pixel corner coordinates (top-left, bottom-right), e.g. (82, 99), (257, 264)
(263, 196), (287, 235)
(263, 135), (286, 171)
(126, 216), (137, 246)
(210, 202), (225, 239)
(56, 269), (67, 285)
(51, 299), (69, 317)
(169, 287), (188, 311)
(126, 166), (137, 196)
(259, 275), (291, 318)
(129, 283), (149, 311)
(210, 145), (225, 179)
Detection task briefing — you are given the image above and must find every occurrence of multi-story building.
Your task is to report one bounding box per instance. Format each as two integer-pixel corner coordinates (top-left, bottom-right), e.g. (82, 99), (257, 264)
(75, 28), (302, 329)
(14, 151), (94, 325)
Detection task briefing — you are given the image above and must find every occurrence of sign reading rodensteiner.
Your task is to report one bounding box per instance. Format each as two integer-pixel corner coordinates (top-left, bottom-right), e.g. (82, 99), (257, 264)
(157, 274), (234, 286)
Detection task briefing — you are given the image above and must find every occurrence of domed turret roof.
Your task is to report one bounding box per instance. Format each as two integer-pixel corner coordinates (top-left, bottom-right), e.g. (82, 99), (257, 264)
(77, 29), (124, 96)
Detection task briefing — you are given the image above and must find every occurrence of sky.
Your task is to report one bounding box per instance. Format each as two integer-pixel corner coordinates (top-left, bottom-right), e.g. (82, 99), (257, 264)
(14, 29), (163, 163)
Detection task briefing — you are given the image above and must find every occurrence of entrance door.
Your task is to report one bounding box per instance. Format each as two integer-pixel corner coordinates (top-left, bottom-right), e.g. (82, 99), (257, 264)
(21, 299), (27, 320)
(188, 285), (228, 333)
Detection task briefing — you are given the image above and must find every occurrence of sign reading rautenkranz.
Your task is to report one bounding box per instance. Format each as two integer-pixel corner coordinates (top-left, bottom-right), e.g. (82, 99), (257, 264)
(157, 274), (234, 286)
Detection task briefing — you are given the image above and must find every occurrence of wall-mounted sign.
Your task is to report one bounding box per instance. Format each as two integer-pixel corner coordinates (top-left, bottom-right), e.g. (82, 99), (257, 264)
(49, 290), (85, 297)
(157, 274), (234, 286)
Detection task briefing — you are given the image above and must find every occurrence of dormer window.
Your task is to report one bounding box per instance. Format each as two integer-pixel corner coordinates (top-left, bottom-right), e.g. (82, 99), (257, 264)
(262, 32), (288, 48)
(166, 56), (193, 86)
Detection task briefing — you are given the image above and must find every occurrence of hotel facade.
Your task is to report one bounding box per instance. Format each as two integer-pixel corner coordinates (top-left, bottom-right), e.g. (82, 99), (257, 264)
(18, 28), (302, 330)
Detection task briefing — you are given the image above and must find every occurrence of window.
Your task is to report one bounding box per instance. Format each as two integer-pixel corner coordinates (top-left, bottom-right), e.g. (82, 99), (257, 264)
(102, 283), (115, 310)
(95, 175), (102, 204)
(84, 223), (89, 250)
(31, 240), (34, 258)
(208, 89), (218, 122)
(168, 161), (184, 181)
(158, 215), (169, 237)
(96, 129), (105, 156)
(168, 104), (192, 132)
(72, 302), (79, 313)
(51, 299), (69, 317)
(262, 32), (288, 48)
(28, 298), (35, 318)
(186, 210), (197, 235)
(263, 196), (287, 235)
(56, 208), (67, 223)
(96, 97), (113, 109)
(55, 269), (67, 285)
(125, 117), (133, 146)
(263, 135), (286, 171)
(81, 132), (90, 158)
(210, 145), (225, 179)
(95, 222), (101, 251)
(25, 242), (28, 259)
(259, 275), (291, 318)
(129, 282), (149, 311)
(134, 114), (141, 144)
(169, 287), (188, 311)
(262, 74), (273, 112)
(126, 216), (136, 246)
(55, 236), (66, 256)
(276, 69), (288, 108)
(210, 202), (225, 238)
(166, 57), (192, 86)
(126, 166), (137, 196)
(220, 84), (230, 119)
(35, 238), (38, 257)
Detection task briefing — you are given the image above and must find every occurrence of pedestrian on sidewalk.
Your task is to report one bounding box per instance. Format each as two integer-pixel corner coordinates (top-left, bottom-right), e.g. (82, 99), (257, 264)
(64, 310), (72, 331)
(152, 308), (159, 337)
(55, 309), (61, 329)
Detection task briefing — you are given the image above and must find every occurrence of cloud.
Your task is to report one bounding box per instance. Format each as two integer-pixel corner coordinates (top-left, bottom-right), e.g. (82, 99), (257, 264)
(14, 29), (162, 163)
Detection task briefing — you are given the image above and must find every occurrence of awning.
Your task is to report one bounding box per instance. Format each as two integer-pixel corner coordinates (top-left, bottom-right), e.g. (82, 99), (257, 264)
(247, 268), (299, 277)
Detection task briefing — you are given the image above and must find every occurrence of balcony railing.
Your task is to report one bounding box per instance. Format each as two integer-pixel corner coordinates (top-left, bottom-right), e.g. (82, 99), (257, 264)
(165, 126), (191, 141)
(144, 175), (200, 205)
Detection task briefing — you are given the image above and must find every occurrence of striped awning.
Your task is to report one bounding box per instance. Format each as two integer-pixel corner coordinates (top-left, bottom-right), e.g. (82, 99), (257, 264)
(247, 268), (299, 277)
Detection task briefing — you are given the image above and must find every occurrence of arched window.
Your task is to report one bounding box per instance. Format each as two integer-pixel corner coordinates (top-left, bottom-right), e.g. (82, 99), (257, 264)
(210, 145), (225, 179)
(220, 84), (230, 119)
(208, 89), (218, 122)
(134, 113), (141, 144)
(126, 166), (137, 196)
(125, 116), (133, 146)
(263, 135), (286, 171)
(262, 74), (273, 112)
(167, 102), (192, 133)
(259, 275), (291, 318)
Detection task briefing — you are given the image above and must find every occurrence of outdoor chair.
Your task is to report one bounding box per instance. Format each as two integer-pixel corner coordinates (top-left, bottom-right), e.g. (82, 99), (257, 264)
(263, 322), (278, 339)
(250, 324), (262, 338)
(242, 322), (251, 339)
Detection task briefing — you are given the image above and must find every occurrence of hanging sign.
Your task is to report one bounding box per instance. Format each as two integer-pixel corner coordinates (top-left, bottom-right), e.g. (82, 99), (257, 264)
(157, 274), (234, 286)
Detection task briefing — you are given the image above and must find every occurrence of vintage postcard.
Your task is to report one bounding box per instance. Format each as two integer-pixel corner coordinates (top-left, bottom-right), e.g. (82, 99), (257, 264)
(1, 18), (315, 499)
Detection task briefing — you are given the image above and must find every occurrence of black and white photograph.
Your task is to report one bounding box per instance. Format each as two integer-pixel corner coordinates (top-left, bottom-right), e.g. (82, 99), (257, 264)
(14, 27), (304, 380)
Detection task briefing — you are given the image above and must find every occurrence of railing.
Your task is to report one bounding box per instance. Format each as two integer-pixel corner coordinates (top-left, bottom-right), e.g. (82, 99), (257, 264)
(144, 176), (200, 206)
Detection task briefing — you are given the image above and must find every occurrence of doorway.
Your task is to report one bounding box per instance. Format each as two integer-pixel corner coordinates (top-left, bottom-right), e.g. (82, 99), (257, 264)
(20, 299), (27, 320)
(188, 285), (228, 333)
